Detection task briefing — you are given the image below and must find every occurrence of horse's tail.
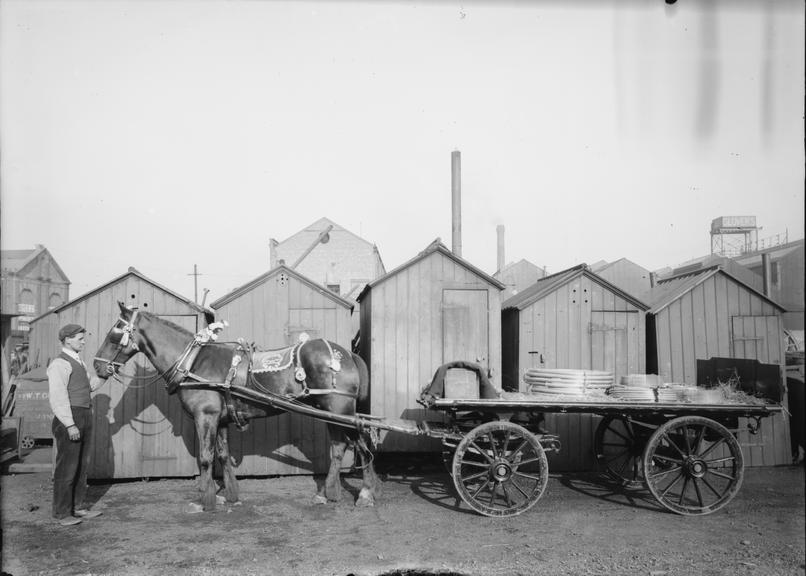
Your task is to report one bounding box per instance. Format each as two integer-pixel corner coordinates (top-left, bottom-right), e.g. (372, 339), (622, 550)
(352, 352), (370, 414)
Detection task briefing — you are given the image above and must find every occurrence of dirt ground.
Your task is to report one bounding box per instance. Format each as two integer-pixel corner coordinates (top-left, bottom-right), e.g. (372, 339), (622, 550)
(1, 455), (804, 576)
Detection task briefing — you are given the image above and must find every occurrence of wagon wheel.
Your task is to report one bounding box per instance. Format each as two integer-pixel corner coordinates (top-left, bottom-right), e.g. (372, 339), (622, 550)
(20, 436), (36, 450)
(451, 421), (549, 517)
(643, 416), (744, 516)
(441, 437), (459, 473)
(594, 416), (657, 488)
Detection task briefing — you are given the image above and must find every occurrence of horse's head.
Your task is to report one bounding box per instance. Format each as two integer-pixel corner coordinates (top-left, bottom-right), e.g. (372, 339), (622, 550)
(93, 301), (142, 378)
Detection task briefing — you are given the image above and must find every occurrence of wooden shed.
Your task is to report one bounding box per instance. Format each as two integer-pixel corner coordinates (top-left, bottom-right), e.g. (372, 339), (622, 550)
(209, 265), (357, 475)
(27, 267), (209, 479)
(644, 265), (790, 466)
(590, 258), (651, 299)
(502, 264), (649, 471)
(357, 240), (505, 451)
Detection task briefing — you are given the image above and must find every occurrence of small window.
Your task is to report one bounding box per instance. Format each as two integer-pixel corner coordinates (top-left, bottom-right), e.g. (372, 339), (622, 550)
(327, 284), (340, 295)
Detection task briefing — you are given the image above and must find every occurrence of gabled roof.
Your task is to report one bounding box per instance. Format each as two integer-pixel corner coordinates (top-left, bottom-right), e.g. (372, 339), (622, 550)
(643, 265), (786, 314)
(31, 267), (206, 323)
(495, 258), (543, 277)
(210, 265), (355, 310)
(357, 239), (505, 302)
(502, 263), (649, 311)
(1, 245), (70, 284)
(274, 217), (376, 251)
(591, 257), (650, 275)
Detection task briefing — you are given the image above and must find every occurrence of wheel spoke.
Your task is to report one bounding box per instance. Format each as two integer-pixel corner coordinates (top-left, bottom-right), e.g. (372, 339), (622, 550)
(501, 482), (514, 508)
(649, 464), (682, 479)
(487, 482), (500, 506)
(469, 440), (494, 464)
(460, 459), (491, 468)
(659, 470), (685, 497)
(513, 470), (542, 482)
(514, 456), (543, 466)
(609, 427), (633, 445)
(471, 479), (492, 499)
(501, 430), (512, 456)
(677, 475), (691, 505)
(509, 477), (530, 498)
(700, 475), (723, 498)
(707, 469), (737, 482)
(616, 453), (632, 477)
(508, 438), (530, 461)
(704, 456), (736, 465)
(681, 425), (692, 455)
(662, 432), (688, 459)
(692, 425), (706, 455)
(699, 436), (726, 459)
(624, 419), (637, 441)
(484, 433), (500, 460)
(692, 478), (704, 507)
(461, 469), (489, 483)
(604, 449), (630, 463)
(652, 453), (684, 465)
(601, 441), (631, 448)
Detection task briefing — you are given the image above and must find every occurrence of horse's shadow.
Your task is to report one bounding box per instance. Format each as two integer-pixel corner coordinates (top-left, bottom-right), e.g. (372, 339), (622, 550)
(90, 368), (355, 498)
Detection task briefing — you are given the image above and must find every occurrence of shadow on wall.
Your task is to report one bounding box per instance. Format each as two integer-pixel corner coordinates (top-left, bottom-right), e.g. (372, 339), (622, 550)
(91, 368), (331, 480)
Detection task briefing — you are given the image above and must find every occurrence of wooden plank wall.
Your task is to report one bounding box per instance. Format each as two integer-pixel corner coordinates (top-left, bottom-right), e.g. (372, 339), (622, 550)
(652, 272), (790, 466)
(516, 274), (646, 471)
(213, 272), (354, 475)
(28, 275), (206, 479)
(364, 251), (502, 452)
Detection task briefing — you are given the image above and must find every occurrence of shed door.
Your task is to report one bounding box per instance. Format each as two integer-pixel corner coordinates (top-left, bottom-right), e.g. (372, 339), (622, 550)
(589, 311), (636, 380)
(731, 316), (782, 364)
(443, 290), (489, 390)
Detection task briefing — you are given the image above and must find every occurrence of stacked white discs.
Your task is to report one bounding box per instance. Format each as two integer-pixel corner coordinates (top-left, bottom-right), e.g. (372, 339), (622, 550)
(607, 373), (663, 402)
(524, 368), (613, 397)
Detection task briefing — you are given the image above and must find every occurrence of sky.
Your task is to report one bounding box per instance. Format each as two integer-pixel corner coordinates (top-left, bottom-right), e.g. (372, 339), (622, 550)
(1, 0), (804, 305)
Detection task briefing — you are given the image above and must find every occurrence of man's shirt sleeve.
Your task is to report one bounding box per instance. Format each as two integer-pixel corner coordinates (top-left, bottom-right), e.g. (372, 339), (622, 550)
(47, 359), (75, 427)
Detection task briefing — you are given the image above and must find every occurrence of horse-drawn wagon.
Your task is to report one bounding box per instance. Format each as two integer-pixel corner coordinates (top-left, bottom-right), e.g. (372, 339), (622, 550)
(93, 304), (784, 518)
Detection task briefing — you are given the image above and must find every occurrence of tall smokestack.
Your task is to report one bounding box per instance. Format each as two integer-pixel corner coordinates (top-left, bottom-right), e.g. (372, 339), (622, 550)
(762, 252), (772, 296)
(451, 150), (462, 257)
(497, 225), (505, 273)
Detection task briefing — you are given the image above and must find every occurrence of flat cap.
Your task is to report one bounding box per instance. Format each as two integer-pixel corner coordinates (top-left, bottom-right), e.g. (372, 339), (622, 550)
(58, 324), (85, 341)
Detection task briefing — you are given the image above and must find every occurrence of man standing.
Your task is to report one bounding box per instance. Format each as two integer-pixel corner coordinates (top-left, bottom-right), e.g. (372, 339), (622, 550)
(47, 324), (112, 527)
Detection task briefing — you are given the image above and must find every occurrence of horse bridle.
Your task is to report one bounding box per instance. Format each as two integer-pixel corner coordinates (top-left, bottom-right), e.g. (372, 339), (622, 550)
(94, 309), (140, 377)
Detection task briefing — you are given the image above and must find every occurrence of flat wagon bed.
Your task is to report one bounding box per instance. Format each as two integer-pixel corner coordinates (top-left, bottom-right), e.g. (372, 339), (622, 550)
(416, 363), (784, 517)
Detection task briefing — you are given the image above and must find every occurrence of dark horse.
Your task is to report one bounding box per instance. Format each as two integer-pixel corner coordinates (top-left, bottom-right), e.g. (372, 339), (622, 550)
(93, 302), (379, 511)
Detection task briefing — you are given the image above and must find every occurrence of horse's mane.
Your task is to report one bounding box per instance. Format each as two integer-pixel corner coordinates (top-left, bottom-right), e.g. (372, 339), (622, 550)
(137, 310), (194, 337)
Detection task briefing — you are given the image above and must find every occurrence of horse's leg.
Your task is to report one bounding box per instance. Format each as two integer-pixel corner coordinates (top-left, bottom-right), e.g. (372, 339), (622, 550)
(316, 424), (347, 504)
(355, 431), (380, 507)
(215, 425), (240, 504)
(195, 414), (218, 511)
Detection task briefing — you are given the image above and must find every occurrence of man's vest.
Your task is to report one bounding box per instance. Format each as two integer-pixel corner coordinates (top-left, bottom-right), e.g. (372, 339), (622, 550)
(58, 352), (92, 408)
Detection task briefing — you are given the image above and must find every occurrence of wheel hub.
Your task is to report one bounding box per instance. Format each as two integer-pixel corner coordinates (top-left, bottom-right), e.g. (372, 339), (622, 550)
(685, 457), (707, 478)
(492, 460), (512, 482)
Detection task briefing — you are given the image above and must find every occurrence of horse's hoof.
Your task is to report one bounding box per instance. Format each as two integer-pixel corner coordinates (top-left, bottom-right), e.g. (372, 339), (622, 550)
(355, 496), (375, 508)
(185, 502), (205, 514)
(311, 494), (328, 505)
(216, 494), (226, 505)
(230, 500), (243, 507)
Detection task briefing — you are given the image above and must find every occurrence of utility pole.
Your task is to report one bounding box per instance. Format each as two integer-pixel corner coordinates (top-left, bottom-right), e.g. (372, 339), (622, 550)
(188, 264), (202, 303)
